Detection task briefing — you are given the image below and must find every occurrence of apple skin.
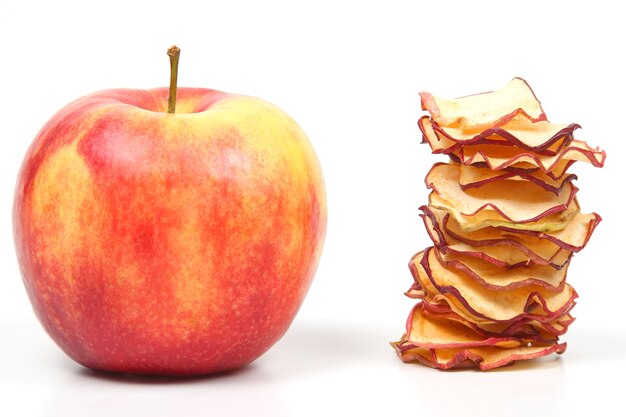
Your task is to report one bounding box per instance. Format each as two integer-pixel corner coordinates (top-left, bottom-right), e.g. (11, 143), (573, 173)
(13, 87), (327, 376)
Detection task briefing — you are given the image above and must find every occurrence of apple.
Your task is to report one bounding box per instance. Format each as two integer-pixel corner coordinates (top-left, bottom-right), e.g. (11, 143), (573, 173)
(13, 47), (327, 376)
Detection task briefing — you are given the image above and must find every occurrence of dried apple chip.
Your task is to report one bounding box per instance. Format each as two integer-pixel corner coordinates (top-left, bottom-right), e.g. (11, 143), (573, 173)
(454, 159), (576, 181)
(430, 246), (568, 291)
(430, 193), (579, 232)
(497, 211), (602, 253)
(408, 252), (573, 329)
(419, 116), (579, 155)
(433, 118), (578, 152)
(455, 139), (606, 174)
(425, 287), (576, 338)
(396, 303), (522, 350)
(391, 342), (436, 367)
(426, 163), (578, 230)
(411, 248), (578, 323)
(444, 242), (570, 270)
(427, 205), (599, 254)
(458, 164), (578, 196)
(483, 316), (573, 341)
(419, 116), (461, 153)
(393, 340), (567, 371)
(420, 77), (547, 129)
(421, 205), (574, 268)
(419, 301), (574, 341)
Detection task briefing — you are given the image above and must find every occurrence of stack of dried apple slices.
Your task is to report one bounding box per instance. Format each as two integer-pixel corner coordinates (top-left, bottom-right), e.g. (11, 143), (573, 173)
(392, 78), (605, 370)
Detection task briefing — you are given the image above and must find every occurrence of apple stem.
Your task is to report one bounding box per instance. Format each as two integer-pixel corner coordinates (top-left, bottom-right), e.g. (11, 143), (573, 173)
(167, 45), (181, 114)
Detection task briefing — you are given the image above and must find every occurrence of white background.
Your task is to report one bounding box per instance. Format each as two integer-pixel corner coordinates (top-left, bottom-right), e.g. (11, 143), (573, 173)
(1, 0), (624, 415)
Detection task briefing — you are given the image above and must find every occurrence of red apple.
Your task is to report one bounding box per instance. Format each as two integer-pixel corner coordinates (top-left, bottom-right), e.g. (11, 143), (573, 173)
(13, 49), (326, 376)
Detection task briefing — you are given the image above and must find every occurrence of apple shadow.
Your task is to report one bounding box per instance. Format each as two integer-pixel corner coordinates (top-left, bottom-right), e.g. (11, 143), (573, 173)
(66, 319), (391, 384)
(260, 319), (393, 377)
(75, 362), (257, 385)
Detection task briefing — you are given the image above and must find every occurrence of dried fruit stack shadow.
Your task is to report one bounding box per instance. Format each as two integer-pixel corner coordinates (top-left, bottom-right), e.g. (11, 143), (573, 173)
(391, 78), (606, 370)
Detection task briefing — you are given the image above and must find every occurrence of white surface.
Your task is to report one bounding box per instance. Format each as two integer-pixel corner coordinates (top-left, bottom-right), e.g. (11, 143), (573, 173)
(1, 0), (624, 416)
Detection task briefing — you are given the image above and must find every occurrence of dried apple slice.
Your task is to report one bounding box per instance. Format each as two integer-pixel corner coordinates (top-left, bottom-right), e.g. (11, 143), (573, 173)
(426, 163), (578, 230)
(410, 251), (577, 328)
(426, 288), (576, 330)
(455, 140), (606, 174)
(396, 303), (522, 350)
(430, 193), (579, 232)
(420, 116), (579, 155)
(539, 313), (576, 337)
(410, 249), (578, 324)
(393, 339), (566, 371)
(391, 341), (436, 367)
(429, 246), (568, 291)
(422, 206), (570, 268)
(497, 211), (602, 253)
(419, 301), (574, 341)
(425, 205), (600, 254)
(481, 315), (574, 341)
(420, 77), (547, 129)
(419, 116), (462, 154)
(420, 116), (569, 158)
(444, 242), (570, 270)
(458, 164), (577, 195)
(433, 118), (578, 152)
(421, 205), (574, 268)
(405, 285), (425, 299)
(454, 158), (576, 181)
(430, 192), (580, 233)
